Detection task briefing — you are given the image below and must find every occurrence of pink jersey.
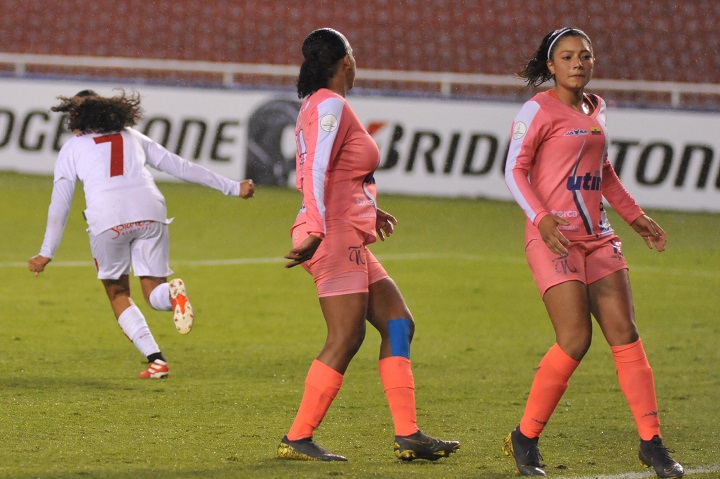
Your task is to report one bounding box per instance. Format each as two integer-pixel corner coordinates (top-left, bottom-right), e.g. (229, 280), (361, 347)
(505, 90), (643, 243)
(292, 88), (380, 243)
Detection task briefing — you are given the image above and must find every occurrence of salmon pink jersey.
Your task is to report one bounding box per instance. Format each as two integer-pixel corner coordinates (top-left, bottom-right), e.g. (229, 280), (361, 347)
(293, 88), (380, 243)
(505, 90), (644, 243)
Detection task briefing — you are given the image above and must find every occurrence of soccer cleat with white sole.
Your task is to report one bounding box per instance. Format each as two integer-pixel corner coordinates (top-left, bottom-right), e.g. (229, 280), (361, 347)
(139, 359), (169, 379)
(169, 278), (193, 334)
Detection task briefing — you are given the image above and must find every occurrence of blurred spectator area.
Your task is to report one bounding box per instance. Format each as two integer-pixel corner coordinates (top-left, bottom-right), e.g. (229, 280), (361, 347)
(1, 0), (718, 109)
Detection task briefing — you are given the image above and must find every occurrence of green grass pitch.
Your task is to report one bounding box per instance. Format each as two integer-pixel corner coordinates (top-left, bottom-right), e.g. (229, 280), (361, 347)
(1, 171), (718, 478)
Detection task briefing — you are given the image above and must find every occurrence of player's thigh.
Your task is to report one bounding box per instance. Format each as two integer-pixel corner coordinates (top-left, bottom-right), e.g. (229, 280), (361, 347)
(88, 228), (132, 280)
(319, 292), (368, 337)
(589, 269), (638, 346)
(543, 280), (593, 359)
(367, 278), (412, 328)
(585, 236), (637, 344)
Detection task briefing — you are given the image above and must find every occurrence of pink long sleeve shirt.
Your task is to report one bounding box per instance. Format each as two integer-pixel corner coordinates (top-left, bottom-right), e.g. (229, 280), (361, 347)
(505, 90), (644, 244)
(292, 88), (380, 244)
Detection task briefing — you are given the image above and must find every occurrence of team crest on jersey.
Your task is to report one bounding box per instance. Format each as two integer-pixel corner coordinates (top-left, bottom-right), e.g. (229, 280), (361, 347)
(564, 128), (588, 136)
(320, 114), (339, 132)
(512, 121), (527, 140)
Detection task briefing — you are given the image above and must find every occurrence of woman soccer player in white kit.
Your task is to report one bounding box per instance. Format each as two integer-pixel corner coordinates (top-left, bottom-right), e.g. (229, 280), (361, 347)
(28, 90), (255, 379)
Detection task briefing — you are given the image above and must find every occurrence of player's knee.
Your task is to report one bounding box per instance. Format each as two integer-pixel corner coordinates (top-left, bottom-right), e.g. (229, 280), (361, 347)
(327, 321), (366, 356)
(558, 336), (591, 361)
(388, 318), (413, 358)
(102, 279), (130, 301)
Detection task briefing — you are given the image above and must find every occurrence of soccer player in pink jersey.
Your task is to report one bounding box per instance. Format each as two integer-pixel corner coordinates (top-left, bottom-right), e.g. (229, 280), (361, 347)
(28, 90), (255, 379)
(502, 28), (683, 478)
(277, 28), (459, 462)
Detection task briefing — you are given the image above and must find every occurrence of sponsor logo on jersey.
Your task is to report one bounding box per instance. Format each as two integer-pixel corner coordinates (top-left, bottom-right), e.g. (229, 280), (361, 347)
(550, 209), (579, 218)
(566, 172), (602, 191)
(564, 128), (589, 136)
(320, 114), (338, 132)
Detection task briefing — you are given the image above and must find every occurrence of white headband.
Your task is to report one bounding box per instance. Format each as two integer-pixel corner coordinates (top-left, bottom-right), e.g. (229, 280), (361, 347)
(547, 27), (572, 60)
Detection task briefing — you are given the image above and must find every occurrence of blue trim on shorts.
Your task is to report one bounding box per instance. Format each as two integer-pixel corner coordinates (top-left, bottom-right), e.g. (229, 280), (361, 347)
(388, 318), (411, 358)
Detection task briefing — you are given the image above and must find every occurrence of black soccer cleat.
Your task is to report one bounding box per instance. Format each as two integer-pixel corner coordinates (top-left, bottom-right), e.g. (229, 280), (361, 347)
(502, 426), (547, 476)
(639, 435), (684, 478)
(277, 435), (347, 461)
(394, 430), (460, 461)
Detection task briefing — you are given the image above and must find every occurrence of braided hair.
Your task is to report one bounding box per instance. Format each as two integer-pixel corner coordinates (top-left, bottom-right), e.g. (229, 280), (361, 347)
(518, 27), (592, 88)
(296, 28), (350, 98)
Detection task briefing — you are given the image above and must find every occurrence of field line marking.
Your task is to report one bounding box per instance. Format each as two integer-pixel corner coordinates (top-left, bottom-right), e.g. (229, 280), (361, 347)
(562, 464), (719, 479)
(3, 253), (719, 278)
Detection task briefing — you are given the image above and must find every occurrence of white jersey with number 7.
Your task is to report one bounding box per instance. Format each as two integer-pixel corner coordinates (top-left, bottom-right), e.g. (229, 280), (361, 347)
(39, 128), (240, 257)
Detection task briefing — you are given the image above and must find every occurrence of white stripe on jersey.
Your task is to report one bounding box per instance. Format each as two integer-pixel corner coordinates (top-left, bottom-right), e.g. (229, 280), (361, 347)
(505, 100), (541, 223)
(311, 97), (344, 233)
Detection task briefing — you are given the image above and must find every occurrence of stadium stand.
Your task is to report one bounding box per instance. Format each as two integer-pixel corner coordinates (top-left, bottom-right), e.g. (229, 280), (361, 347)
(1, 0), (718, 108)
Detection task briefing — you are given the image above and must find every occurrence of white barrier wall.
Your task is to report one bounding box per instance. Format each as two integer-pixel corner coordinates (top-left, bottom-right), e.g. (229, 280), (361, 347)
(1, 78), (719, 212)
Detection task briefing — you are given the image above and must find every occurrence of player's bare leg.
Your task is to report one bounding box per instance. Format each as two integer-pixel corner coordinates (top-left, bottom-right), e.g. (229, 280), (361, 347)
(141, 276), (194, 334)
(103, 275), (167, 378)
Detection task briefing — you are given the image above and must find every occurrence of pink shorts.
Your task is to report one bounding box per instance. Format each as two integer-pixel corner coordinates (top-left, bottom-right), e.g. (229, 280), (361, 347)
(291, 220), (389, 297)
(525, 234), (628, 297)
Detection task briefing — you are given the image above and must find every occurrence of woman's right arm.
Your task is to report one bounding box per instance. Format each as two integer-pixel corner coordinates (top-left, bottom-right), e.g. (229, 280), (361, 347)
(298, 96), (346, 239)
(504, 104), (570, 254)
(504, 102), (549, 226)
(29, 177), (76, 275)
(38, 177), (75, 259)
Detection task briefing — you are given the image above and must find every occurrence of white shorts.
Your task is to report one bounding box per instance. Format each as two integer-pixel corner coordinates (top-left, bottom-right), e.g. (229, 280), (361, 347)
(88, 221), (174, 280)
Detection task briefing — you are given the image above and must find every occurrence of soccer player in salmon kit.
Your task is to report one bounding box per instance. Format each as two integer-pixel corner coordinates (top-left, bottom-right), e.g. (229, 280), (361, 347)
(501, 27), (683, 478)
(277, 28), (459, 462)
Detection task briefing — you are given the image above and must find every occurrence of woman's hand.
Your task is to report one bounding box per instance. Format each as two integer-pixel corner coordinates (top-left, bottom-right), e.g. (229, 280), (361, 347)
(239, 179), (255, 199)
(376, 208), (397, 241)
(284, 234), (323, 268)
(538, 214), (571, 255)
(28, 255), (52, 277)
(631, 214), (666, 252)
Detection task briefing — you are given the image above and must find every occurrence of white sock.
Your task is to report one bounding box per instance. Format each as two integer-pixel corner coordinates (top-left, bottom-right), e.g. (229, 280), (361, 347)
(149, 282), (172, 311)
(117, 304), (160, 358)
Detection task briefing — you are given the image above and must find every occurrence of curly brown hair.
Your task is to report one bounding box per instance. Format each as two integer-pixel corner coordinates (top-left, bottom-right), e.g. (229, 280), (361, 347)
(51, 89), (144, 134)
